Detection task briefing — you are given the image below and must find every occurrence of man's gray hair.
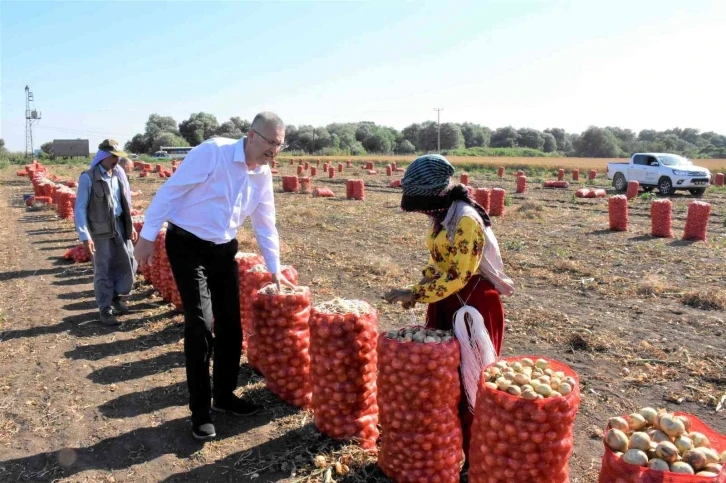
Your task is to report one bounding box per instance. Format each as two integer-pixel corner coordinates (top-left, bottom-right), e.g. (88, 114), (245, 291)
(251, 112), (285, 132)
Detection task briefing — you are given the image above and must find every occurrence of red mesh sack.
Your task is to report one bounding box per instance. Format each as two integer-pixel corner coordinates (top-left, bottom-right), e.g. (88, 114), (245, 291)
(235, 252), (264, 354)
(139, 171), (149, 178)
(516, 176), (527, 194)
(573, 169), (580, 181)
(576, 188), (591, 198)
(598, 412), (726, 483)
(25, 196), (36, 207)
(650, 199), (673, 238)
(309, 299), (379, 450)
(589, 169), (598, 180)
(469, 356), (581, 483)
(461, 173), (470, 186)
(63, 244), (91, 263)
(490, 188), (506, 216)
(544, 180), (570, 188)
(346, 179), (365, 200)
(34, 196), (52, 204)
(322, 162), (329, 173)
(391, 162), (397, 171)
(304, 161), (310, 170)
(627, 180), (640, 200)
(390, 179), (402, 188)
(297, 165), (304, 176)
(715, 173), (724, 186)
(683, 201), (711, 242)
(312, 187), (335, 198)
(386, 165), (392, 176)
(558, 169), (565, 181)
(378, 327), (463, 482)
(298, 159), (303, 165)
(474, 188), (491, 211)
(498, 166), (505, 178)
(338, 163), (343, 173)
(241, 264), (299, 369)
(590, 189), (607, 198)
(282, 176), (299, 192)
(609, 195), (629, 231)
(252, 285), (312, 408)
(310, 166), (318, 176)
(299, 177), (311, 194)
(289, 158), (294, 165)
(328, 167), (336, 178)
(16, 170), (27, 177)
(467, 186), (475, 198)
(516, 170), (524, 177)
(367, 169), (377, 175)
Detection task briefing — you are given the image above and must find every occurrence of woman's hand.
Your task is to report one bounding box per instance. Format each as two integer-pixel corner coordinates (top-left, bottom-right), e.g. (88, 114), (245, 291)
(384, 288), (416, 309)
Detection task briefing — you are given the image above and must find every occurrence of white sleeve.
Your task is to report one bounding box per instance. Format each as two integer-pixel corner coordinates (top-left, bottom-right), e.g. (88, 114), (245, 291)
(139, 144), (216, 241)
(250, 174), (281, 275)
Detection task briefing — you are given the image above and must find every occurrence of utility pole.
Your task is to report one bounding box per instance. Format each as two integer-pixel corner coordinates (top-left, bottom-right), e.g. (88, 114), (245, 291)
(312, 127), (315, 155)
(25, 86), (42, 158)
(434, 108), (443, 153)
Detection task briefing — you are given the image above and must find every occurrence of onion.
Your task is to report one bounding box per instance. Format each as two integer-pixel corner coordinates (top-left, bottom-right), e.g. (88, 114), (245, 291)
(655, 441), (679, 463)
(605, 429), (629, 452)
(629, 432), (651, 452)
(520, 358), (534, 367)
(704, 463), (723, 474)
(659, 414), (685, 438)
(696, 472), (718, 477)
(522, 390), (538, 401)
(535, 359), (548, 370)
(484, 382), (498, 391)
(511, 362), (523, 373)
(507, 385), (522, 397)
(559, 383), (572, 396)
(608, 417), (629, 432)
(674, 435), (693, 453)
(698, 447), (720, 465)
(534, 384), (552, 397)
(639, 407), (658, 425)
(677, 415), (692, 433)
(496, 378), (510, 391)
(670, 462), (695, 474)
(549, 378), (561, 391)
(682, 449), (707, 471)
(647, 458), (670, 471)
(690, 432), (710, 448)
(554, 371), (565, 379)
(628, 413), (648, 431)
(650, 430), (670, 444)
(720, 451), (726, 464)
(565, 376), (576, 387)
(622, 449), (649, 467)
(514, 373), (530, 386)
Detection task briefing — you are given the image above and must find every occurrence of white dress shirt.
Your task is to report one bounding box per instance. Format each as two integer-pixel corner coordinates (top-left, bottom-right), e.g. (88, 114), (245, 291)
(140, 137), (280, 274)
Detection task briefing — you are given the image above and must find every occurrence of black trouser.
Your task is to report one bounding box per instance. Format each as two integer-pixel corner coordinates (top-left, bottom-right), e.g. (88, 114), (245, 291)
(165, 224), (241, 416)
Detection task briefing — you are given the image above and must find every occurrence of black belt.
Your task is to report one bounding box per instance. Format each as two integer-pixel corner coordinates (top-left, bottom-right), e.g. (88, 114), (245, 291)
(167, 223), (199, 239)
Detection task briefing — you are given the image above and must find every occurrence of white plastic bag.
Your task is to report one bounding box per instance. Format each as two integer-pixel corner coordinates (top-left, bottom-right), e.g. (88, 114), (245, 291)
(453, 305), (497, 413)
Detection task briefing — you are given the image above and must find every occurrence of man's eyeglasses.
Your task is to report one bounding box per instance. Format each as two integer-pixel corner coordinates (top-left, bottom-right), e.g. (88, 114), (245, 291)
(252, 129), (287, 150)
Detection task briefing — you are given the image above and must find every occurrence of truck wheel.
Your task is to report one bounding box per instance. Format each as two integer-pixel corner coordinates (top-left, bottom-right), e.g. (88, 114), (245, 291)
(613, 173), (627, 192)
(658, 177), (675, 196)
(689, 188), (706, 197)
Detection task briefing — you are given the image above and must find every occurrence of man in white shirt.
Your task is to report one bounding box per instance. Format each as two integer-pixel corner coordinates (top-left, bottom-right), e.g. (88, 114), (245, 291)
(134, 112), (294, 440)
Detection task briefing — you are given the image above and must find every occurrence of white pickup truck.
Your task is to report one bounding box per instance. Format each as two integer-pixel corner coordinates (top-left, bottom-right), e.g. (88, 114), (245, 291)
(607, 153), (712, 196)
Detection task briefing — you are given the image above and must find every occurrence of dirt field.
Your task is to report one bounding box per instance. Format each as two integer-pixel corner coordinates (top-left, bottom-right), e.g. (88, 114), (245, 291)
(1, 160), (724, 482)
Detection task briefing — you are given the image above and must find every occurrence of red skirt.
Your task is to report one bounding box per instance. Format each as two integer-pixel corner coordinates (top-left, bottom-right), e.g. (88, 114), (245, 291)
(425, 275), (505, 460)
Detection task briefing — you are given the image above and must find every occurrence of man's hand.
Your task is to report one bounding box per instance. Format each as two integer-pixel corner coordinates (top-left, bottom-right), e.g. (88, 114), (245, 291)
(134, 238), (155, 266)
(131, 228), (139, 244)
(271, 272), (296, 292)
(384, 288), (416, 309)
(82, 239), (95, 257)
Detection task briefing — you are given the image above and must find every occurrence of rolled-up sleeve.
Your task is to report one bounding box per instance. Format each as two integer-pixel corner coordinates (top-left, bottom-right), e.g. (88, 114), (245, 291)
(74, 173), (92, 242)
(250, 175), (280, 275)
(139, 144), (215, 241)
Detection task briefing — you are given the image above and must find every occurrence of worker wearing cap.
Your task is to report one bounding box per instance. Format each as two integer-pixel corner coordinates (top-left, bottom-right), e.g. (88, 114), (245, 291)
(74, 139), (138, 326)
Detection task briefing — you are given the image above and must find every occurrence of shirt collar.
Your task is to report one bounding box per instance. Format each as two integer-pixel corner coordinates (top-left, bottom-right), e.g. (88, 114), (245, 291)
(235, 137), (267, 175)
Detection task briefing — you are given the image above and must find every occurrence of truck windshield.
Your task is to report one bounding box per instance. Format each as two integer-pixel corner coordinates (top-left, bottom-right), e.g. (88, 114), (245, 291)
(658, 155), (691, 166)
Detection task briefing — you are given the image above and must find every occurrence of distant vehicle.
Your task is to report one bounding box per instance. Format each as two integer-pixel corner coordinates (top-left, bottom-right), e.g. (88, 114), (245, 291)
(129, 154), (139, 160)
(50, 139), (90, 159)
(160, 146), (193, 159)
(607, 153), (712, 196)
(152, 151), (172, 159)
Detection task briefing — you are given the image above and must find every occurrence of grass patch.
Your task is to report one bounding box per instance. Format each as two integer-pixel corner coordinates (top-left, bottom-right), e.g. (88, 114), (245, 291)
(682, 288), (726, 311)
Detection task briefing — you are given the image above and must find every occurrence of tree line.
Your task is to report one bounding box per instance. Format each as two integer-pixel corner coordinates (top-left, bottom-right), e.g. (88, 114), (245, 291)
(119, 112), (726, 159)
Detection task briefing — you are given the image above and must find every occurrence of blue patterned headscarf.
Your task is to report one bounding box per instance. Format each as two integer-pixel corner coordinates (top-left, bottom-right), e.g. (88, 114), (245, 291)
(401, 154), (454, 197)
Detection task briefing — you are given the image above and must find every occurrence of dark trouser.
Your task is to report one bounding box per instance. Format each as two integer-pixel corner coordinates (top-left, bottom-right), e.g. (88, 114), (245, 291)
(165, 224), (241, 416)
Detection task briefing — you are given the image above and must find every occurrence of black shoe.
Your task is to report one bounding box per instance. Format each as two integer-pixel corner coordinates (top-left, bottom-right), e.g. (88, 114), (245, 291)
(192, 413), (216, 440)
(112, 297), (130, 315)
(211, 394), (261, 416)
(99, 307), (120, 326)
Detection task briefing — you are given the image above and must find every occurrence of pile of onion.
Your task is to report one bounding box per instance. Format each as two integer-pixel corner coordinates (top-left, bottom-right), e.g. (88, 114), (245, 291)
(604, 407), (726, 476)
(481, 358), (576, 399)
(384, 326), (453, 344)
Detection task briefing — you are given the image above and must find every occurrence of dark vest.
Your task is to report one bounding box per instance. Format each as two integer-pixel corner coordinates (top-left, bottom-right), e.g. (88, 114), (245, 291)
(82, 166), (133, 241)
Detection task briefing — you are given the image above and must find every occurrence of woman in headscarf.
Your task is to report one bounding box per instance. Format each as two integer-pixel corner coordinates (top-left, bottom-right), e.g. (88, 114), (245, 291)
(384, 153), (514, 458)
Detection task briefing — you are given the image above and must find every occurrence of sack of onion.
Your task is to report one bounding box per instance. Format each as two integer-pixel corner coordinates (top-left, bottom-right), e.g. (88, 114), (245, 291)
(252, 284), (312, 408)
(599, 408), (726, 482)
(469, 356), (581, 483)
(377, 326), (463, 483)
(309, 298), (379, 450)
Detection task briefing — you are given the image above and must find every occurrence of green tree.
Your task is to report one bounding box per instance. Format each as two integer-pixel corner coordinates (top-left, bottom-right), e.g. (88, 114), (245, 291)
(0, 139), (5, 152)
(543, 133), (557, 153)
(517, 128), (545, 150)
(146, 114), (179, 139)
(125, 133), (151, 154)
(439, 123), (465, 150)
(460, 122), (489, 148)
(396, 139), (416, 154)
(544, 128), (571, 152)
(402, 123), (422, 150)
(490, 126), (519, 148)
(151, 132), (189, 154)
(179, 112), (219, 146)
(40, 141), (53, 156)
(574, 126), (621, 157)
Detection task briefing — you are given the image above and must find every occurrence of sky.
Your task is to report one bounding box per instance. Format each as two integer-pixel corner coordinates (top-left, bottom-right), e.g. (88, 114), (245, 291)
(1, 0), (725, 152)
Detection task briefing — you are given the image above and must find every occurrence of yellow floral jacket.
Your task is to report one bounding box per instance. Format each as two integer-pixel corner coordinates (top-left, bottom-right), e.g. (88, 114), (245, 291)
(412, 216), (485, 303)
